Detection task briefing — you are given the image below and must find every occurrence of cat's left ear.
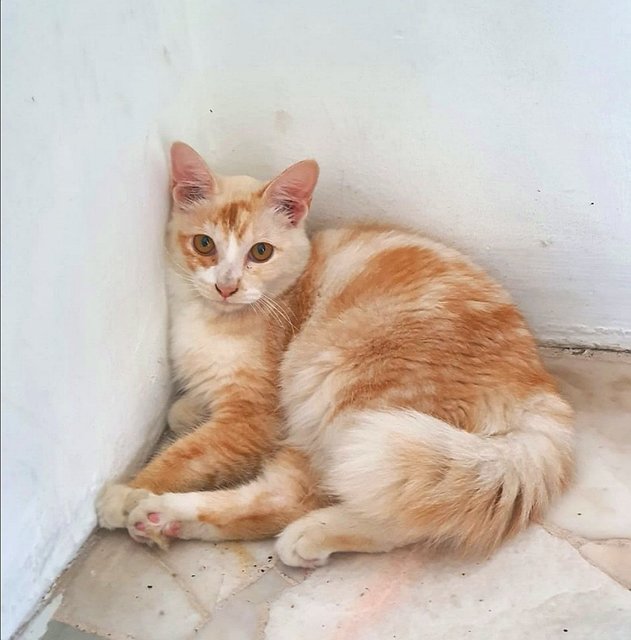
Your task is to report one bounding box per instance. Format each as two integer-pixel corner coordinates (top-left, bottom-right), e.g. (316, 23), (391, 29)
(264, 159), (319, 225)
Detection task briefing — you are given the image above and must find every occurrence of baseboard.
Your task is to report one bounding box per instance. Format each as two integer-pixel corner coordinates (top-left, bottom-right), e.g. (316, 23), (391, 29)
(536, 325), (631, 352)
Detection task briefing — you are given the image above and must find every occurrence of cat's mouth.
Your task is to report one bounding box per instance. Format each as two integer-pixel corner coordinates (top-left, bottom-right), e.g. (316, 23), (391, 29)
(198, 286), (260, 311)
(192, 280), (264, 311)
(211, 293), (246, 307)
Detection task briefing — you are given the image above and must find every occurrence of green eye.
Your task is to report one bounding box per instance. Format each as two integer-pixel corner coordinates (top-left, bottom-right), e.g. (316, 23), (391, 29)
(193, 235), (215, 255)
(249, 242), (274, 262)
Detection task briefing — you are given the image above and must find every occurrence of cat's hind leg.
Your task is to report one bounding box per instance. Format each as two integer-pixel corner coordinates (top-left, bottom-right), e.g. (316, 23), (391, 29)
(124, 448), (324, 548)
(275, 504), (407, 567)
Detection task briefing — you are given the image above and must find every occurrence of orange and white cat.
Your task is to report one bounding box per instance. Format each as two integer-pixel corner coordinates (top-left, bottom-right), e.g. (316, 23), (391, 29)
(97, 142), (574, 567)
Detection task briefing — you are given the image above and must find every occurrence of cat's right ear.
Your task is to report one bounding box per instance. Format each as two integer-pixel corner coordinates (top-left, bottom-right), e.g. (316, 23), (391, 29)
(170, 142), (217, 208)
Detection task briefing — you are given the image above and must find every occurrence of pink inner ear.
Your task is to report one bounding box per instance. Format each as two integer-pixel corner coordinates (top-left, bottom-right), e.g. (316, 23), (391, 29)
(265, 159), (319, 225)
(274, 198), (307, 225)
(173, 182), (212, 205)
(170, 142), (217, 206)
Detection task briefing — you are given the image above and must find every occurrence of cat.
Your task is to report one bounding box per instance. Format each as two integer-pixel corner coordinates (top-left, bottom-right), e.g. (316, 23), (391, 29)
(97, 142), (574, 567)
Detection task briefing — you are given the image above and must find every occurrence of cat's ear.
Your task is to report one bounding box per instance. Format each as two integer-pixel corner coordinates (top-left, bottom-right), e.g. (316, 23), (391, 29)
(170, 142), (217, 207)
(264, 159), (319, 225)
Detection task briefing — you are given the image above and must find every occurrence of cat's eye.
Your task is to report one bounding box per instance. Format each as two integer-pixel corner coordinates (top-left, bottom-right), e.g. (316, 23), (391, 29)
(192, 234), (215, 255)
(249, 242), (274, 262)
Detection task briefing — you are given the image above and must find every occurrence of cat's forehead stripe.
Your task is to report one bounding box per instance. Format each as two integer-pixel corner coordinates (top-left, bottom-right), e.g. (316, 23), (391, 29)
(215, 192), (265, 239)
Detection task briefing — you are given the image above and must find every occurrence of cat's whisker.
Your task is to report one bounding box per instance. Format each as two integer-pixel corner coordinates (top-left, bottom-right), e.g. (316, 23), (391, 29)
(259, 300), (283, 329)
(261, 294), (296, 331)
(258, 296), (286, 329)
(163, 249), (197, 286)
(250, 299), (263, 321)
(169, 268), (196, 286)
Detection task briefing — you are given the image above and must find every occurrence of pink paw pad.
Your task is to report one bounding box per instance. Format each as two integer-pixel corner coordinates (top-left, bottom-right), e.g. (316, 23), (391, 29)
(164, 521), (182, 537)
(135, 522), (146, 531)
(147, 512), (161, 524)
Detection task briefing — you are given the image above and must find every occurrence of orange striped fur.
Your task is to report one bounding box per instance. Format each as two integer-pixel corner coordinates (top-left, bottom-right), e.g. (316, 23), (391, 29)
(97, 143), (574, 567)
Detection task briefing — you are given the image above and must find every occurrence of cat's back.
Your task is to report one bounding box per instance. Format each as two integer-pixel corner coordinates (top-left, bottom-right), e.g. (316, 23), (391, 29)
(307, 223), (510, 310)
(302, 223), (538, 367)
(281, 223), (553, 442)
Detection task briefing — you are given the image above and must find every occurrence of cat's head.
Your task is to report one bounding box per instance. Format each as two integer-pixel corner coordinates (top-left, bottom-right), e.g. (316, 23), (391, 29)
(167, 142), (318, 312)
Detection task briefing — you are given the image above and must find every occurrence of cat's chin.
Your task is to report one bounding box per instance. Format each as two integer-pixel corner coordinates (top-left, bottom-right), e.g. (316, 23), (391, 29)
(206, 297), (256, 314)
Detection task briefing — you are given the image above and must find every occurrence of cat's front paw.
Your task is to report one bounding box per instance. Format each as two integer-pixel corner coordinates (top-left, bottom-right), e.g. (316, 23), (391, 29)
(126, 494), (184, 549)
(126, 493), (221, 548)
(96, 484), (151, 529)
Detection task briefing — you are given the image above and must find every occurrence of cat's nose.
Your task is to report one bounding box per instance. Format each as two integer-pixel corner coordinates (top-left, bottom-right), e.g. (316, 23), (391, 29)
(215, 283), (239, 299)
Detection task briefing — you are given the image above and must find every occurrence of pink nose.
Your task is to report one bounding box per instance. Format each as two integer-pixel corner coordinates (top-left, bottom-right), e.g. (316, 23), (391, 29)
(215, 283), (239, 299)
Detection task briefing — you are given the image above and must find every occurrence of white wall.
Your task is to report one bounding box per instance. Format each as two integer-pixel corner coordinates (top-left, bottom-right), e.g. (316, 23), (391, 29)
(2, 0), (629, 637)
(179, 0), (631, 349)
(0, 2), (180, 637)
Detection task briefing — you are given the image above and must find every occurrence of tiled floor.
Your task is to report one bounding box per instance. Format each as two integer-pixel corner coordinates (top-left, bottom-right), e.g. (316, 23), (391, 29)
(17, 349), (631, 640)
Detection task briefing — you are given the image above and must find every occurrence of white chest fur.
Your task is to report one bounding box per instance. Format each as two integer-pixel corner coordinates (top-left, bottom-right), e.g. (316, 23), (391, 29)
(168, 275), (264, 400)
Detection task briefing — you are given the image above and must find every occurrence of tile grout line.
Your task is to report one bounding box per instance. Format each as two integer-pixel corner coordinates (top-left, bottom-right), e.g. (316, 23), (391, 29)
(213, 558), (280, 606)
(51, 613), (130, 640)
(541, 522), (586, 547)
(541, 523), (631, 590)
(272, 565), (303, 586)
(138, 545), (213, 620)
(255, 601), (272, 640)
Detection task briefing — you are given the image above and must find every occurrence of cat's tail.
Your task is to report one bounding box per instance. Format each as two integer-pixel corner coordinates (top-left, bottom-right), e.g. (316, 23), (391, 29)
(325, 392), (574, 554)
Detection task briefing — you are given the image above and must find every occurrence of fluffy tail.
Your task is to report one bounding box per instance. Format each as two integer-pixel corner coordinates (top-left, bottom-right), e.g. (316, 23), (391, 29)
(326, 393), (574, 554)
